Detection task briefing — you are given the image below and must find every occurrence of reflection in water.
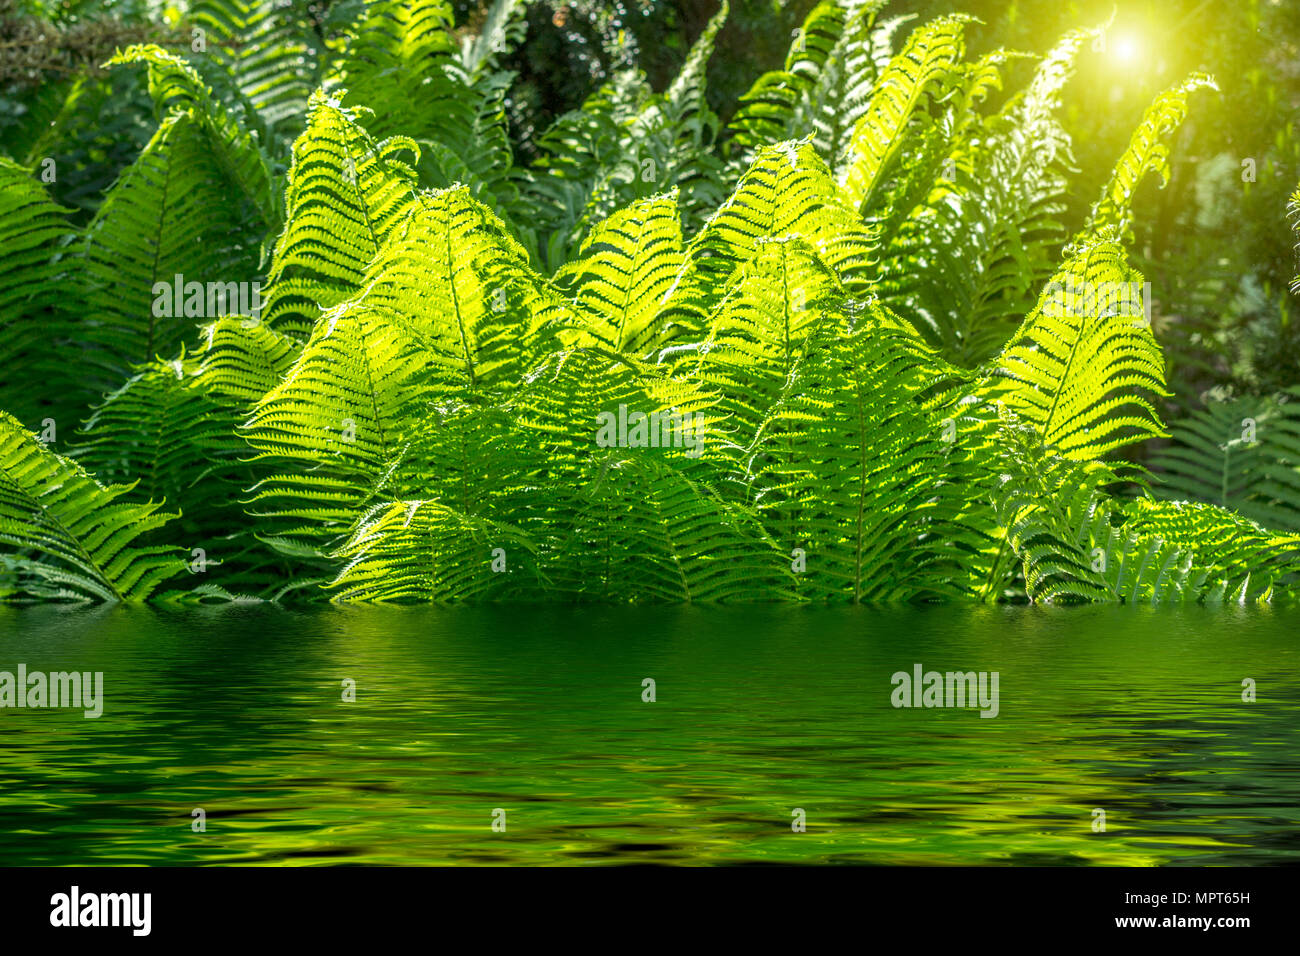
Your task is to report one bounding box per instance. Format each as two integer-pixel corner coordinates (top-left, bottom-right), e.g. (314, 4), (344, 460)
(0, 603), (1295, 865)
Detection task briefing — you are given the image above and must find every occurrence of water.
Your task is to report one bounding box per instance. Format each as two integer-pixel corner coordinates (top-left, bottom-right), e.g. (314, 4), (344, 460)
(0, 603), (1296, 865)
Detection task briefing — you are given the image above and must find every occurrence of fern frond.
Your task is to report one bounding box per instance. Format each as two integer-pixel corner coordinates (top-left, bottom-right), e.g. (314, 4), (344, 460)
(993, 422), (1172, 603)
(0, 158), (77, 421)
(519, 71), (647, 270)
(79, 109), (264, 395)
(76, 359), (241, 507)
(619, 0), (729, 233)
(459, 0), (530, 78)
(108, 43), (281, 231)
(674, 236), (845, 445)
(1290, 184), (1300, 296)
(329, 0), (521, 218)
(558, 454), (796, 602)
(1150, 386), (1300, 531)
(992, 412), (1300, 603)
(330, 500), (539, 602)
(349, 185), (562, 385)
(727, 0), (889, 171)
(510, 347), (790, 601)
(689, 140), (875, 306)
(840, 14), (972, 214)
(0, 412), (184, 602)
(332, 0), (459, 134)
(1076, 72), (1217, 248)
(191, 316), (302, 406)
(521, 2), (729, 269)
(417, 67), (523, 217)
(241, 299), (434, 552)
(750, 304), (993, 601)
(189, 0), (319, 135)
(553, 192), (693, 355)
(876, 27), (1095, 365)
(70, 319), (305, 596)
(977, 239), (1168, 461)
(388, 397), (541, 523)
(1119, 497), (1300, 602)
(260, 91), (422, 336)
(247, 184), (566, 554)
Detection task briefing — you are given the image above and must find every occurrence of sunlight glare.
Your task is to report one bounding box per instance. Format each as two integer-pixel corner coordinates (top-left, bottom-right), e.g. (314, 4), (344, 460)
(1112, 33), (1140, 63)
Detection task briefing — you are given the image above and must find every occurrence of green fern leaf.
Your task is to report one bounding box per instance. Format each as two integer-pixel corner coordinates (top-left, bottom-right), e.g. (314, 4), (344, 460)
(674, 236), (846, 446)
(78, 109), (264, 396)
(727, 0), (890, 171)
(750, 304), (993, 601)
(0, 158), (77, 422)
(689, 140), (875, 306)
(189, 0), (318, 135)
(977, 239), (1169, 461)
(330, 500), (540, 603)
(458, 0), (531, 78)
(260, 91), (422, 336)
(1076, 73), (1217, 248)
(108, 44), (281, 231)
(840, 14), (972, 214)
(553, 192), (694, 355)
(0, 412), (185, 602)
(1150, 386), (1300, 531)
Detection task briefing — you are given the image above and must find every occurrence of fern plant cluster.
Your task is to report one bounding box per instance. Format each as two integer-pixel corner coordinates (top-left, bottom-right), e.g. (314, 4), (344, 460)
(1, 0), (1298, 605)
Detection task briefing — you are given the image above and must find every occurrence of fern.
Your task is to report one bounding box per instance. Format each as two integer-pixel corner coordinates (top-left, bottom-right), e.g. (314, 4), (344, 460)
(0, 0), (1291, 607)
(331, 500), (540, 603)
(727, 0), (891, 172)
(344, 185), (562, 386)
(674, 235), (846, 447)
(976, 238), (1169, 461)
(0, 158), (77, 422)
(260, 91), (422, 335)
(503, 346), (786, 602)
(108, 44), (281, 231)
(688, 140), (875, 306)
(994, 418), (1282, 603)
(329, 0), (521, 221)
(1076, 73), (1218, 249)
(519, 1), (730, 270)
(553, 192), (695, 355)
(0, 412), (184, 601)
(840, 13), (972, 214)
(78, 108), (263, 394)
(876, 27), (1094, 365)
(245, 184), (556, 555)
(70, 316), (302, 596)
(747, 303), (993, 601)
(458, 0), (531, 79)
(330, 0), (459, 142)
(1291, 184), (1300, 297)
(241, 295), (432, 554)
(1150, 386), (1300, 531)
(1120, 496), (1300, 602)
(188, 0), (319, 137)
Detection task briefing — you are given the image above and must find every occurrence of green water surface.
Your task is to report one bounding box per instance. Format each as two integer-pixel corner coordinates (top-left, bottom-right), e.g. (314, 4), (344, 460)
(0, 603), (1296, 865)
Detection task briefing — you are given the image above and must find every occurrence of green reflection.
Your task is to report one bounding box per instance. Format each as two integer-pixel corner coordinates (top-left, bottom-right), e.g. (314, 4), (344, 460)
(0, 604), (1295, 865)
